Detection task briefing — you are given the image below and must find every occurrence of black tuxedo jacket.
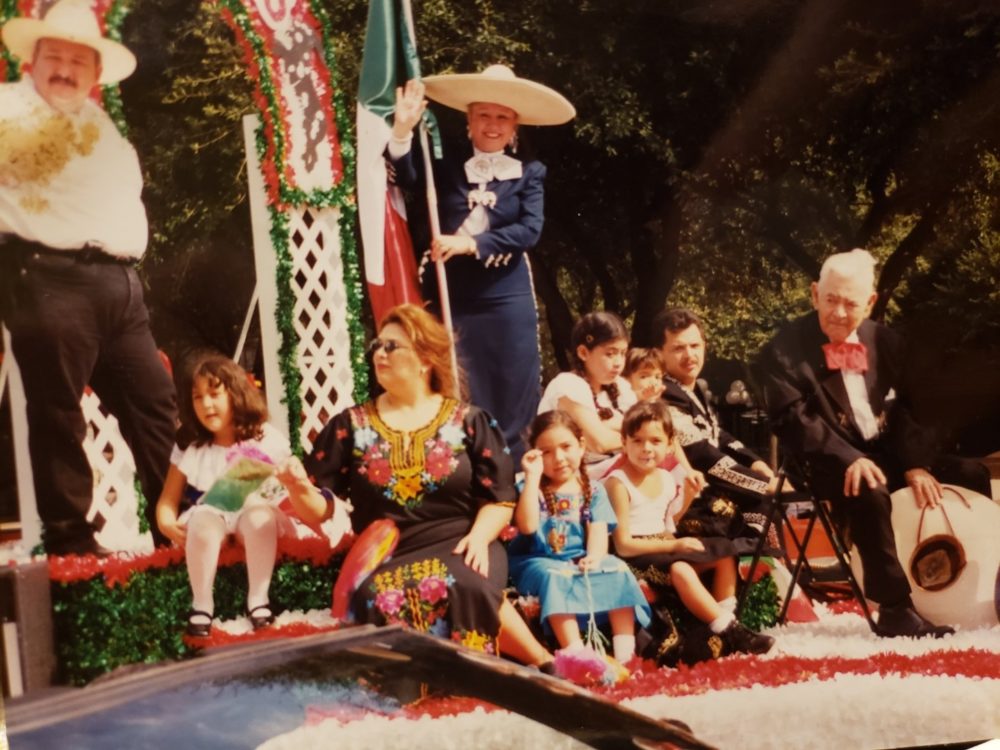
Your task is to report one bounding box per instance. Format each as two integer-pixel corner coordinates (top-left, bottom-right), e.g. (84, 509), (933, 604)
(757, 312), (935, 483)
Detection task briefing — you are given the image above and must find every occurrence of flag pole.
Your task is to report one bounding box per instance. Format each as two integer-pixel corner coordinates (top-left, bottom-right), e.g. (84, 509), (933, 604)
(399, 0), (460, 395)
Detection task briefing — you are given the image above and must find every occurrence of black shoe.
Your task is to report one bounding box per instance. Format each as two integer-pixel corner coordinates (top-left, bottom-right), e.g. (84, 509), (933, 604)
(876, 604), (954, 639)
(248, 604), (275, 630)
(722, 621), (775, 655)
(185, 610), (213, 638)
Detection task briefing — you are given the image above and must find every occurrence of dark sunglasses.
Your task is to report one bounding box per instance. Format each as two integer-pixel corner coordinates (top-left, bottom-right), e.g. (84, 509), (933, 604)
(367, 338), (410, 355)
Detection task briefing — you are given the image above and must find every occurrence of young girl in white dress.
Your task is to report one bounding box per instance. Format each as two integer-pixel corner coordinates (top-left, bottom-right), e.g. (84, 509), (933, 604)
(605, 400), (774, 658)
(156, 353), (325, 637)
(538, 312), (636, 479)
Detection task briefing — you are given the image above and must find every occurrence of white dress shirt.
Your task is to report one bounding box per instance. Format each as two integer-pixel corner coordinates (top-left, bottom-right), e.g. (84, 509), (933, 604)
(0, 78), (148, 258)
(840, 331), (879, 441)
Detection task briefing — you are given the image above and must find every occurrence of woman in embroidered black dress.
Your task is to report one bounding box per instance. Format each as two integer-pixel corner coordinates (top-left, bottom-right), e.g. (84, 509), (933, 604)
(301, 305), (553, 665)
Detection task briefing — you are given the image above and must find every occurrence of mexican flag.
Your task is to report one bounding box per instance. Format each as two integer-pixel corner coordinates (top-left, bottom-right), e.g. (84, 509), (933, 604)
(356, 0), (423, 324)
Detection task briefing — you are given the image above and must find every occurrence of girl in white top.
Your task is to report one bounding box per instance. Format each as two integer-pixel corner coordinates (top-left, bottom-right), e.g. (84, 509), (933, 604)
(605, 401), (775, 657)
(156, 354), (327, 638)
(538, 312), (636, 479)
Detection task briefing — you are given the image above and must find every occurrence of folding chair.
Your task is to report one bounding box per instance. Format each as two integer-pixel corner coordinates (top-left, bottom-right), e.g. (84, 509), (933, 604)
(736, 458), (877, 632)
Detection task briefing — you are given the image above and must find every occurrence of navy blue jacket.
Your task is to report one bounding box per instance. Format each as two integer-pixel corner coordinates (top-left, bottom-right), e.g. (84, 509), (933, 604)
(391, 142), (545, 305)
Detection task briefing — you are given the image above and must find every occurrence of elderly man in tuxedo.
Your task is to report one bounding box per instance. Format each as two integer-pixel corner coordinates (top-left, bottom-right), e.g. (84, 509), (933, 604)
(758, 249), (990, 638)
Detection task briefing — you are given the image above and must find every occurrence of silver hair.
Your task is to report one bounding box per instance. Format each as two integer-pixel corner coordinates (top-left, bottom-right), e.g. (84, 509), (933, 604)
(818, 248), (876, 290)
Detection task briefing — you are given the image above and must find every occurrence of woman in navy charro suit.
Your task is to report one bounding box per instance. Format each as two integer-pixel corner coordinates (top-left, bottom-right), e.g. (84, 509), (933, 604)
(388, 65), (575, 462)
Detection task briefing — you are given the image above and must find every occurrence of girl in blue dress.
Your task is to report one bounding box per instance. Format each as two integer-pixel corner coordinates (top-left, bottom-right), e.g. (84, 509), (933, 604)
(509, 410), (650, 665)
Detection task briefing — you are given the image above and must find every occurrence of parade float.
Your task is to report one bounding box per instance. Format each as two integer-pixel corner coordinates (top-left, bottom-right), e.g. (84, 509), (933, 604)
(1, 1), (998, 749)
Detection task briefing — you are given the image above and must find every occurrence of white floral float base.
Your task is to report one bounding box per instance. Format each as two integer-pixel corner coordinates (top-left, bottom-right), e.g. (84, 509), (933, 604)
(255, 603), (999, 750)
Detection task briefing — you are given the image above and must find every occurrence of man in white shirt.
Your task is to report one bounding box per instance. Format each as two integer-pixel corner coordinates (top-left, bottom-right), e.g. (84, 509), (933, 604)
(759, 249), (990, 638)
(0, 0), (175, 554)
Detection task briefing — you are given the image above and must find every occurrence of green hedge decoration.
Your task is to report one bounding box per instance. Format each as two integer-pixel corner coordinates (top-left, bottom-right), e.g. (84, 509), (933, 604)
(51, 553), (344, 685)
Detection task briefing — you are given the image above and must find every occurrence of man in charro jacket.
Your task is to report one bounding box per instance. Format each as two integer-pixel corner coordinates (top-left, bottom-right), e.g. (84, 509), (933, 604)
(758, 249), (990, 638)
(653, 307), (779, 551)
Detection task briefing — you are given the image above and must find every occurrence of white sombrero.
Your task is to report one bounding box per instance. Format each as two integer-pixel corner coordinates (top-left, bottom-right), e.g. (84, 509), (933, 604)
(423, 64), (575, 126)
(849, 484), (1000, 629)
(2, 0), (137, 84)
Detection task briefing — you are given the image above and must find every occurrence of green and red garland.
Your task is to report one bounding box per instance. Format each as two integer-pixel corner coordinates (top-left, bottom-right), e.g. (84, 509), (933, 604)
(217, 0), (369, 452)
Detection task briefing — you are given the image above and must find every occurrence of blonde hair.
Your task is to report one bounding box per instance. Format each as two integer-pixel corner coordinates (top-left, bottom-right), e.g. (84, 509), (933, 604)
(379, 304), (460, 399)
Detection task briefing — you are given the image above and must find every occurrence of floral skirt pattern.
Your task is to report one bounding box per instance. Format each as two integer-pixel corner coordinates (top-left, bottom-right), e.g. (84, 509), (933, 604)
(355, 531), (508, 654)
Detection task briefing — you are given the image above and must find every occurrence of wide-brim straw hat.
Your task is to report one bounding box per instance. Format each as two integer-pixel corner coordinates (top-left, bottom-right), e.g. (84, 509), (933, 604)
(2, 0), (137, 84)
(423, 64), (575, 126)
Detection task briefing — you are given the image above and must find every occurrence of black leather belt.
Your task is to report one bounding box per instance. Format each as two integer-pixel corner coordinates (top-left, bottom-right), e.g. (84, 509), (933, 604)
(1, 235), (134, 265)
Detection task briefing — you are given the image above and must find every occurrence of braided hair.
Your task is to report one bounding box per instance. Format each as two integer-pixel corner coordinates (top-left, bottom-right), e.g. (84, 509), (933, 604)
(528, 410), (593, 524)
(570, 311), (629, 421)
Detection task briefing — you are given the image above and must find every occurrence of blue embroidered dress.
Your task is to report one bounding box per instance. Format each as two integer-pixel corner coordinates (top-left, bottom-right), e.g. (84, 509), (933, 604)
(305, 398), (516, 652)
(508, 483), (650, 629)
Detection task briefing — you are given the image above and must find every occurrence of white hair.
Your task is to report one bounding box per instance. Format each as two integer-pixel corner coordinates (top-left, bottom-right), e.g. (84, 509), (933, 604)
(818, 248), (876, 291)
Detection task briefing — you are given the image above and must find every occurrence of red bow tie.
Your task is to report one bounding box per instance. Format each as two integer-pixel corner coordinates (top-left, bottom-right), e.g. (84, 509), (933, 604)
(823, 341), (868, 372)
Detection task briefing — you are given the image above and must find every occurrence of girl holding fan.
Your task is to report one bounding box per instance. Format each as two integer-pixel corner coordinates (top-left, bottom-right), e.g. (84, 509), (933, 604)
(156, 353), (327, 637)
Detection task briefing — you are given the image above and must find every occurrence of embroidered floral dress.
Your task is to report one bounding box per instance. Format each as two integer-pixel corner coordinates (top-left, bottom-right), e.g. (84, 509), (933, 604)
(507, 483), (649, 631)
(305, 398), (516, 652)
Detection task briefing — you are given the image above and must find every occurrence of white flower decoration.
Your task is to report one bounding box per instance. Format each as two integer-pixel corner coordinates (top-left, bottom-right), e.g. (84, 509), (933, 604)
(438, 423), (465, 448)
(354, 426), (379, 450)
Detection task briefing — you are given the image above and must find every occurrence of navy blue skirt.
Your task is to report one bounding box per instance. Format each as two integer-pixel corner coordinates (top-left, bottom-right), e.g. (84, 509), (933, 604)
(451, 292), (540, 463)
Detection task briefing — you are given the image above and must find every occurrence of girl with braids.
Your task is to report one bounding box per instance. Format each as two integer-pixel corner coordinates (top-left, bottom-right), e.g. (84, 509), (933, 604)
(538, 312), (637, 479)
(509, 411), (649, 665)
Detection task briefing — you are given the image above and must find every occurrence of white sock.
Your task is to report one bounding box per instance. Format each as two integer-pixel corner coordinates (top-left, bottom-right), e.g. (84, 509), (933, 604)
(612, 634), (636, 662)
(709, 611), (735, 634)
(186, 509), (226, 617)
(718, 596), (737, 613)
(238, 506), (278, 612)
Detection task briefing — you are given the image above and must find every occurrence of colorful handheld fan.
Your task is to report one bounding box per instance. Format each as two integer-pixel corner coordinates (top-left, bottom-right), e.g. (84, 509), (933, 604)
(330, 519), (400, 621)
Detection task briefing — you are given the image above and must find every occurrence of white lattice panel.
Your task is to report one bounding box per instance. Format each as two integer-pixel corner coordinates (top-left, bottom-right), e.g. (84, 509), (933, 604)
(244, 115), (356, 454)
(287, 205), (356, 449)
(81, 389), (152, 553)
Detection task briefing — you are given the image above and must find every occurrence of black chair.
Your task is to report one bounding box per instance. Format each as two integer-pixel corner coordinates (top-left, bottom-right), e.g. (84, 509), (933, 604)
(736, 457), (878, 632)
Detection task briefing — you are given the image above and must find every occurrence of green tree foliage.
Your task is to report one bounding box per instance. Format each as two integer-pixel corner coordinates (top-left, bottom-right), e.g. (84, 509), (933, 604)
(120, 0), (257, 359)
(112, 0), (998, 442)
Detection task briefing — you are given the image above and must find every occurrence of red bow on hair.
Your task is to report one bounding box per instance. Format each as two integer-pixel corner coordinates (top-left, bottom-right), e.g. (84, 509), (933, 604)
(823, 341), (868, 372)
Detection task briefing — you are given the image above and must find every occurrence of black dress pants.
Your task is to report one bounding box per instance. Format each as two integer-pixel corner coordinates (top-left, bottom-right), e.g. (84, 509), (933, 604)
(2, 242), (176, 552)
(812, 453), (990, 606)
